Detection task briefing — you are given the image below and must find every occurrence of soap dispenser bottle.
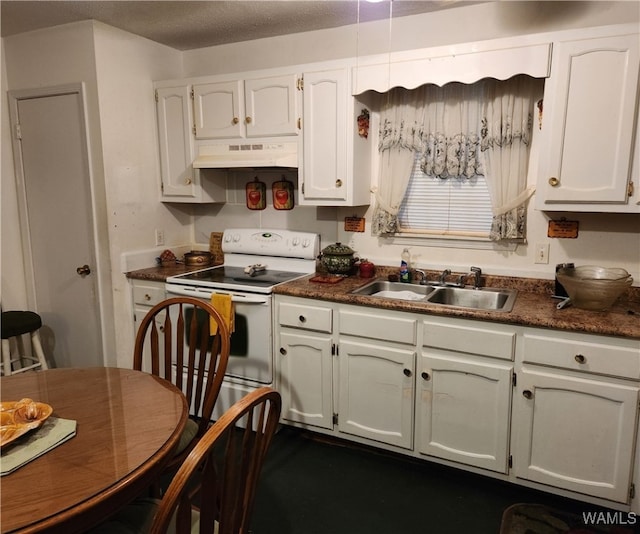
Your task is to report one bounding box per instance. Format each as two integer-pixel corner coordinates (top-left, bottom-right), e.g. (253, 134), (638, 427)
(400, 248), (411, 282)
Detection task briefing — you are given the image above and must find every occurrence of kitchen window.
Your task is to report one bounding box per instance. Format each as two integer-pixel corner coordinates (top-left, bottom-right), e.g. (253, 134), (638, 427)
(372, 75), (544, 243)
(397, 153), (493, 238)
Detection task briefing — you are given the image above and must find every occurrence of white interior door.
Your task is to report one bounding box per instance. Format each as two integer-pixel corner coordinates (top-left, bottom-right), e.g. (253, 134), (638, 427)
(9, 85), (103, 368)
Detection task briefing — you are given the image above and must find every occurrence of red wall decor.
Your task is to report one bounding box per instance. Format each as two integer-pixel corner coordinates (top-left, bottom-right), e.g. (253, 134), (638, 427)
(246, 177), (266, 210)
(272, 177), (294, 210)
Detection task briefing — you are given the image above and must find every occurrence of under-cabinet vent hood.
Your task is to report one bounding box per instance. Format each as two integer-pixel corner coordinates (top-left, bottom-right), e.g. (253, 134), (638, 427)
(193, 142), (298, 169)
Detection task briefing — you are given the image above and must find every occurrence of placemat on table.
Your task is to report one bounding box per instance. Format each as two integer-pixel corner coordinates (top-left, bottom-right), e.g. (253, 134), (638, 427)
(310, 276), (345, 284)
(1, 417), (77, 476)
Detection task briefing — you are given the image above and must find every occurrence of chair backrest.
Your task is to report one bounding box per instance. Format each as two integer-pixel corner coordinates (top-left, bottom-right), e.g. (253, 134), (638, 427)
(150, 387), (282, 534)
(133, 296), (231, 438)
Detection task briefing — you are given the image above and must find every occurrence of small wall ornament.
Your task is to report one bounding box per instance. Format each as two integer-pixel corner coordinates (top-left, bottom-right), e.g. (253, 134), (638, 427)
(357, 108), (370, 139)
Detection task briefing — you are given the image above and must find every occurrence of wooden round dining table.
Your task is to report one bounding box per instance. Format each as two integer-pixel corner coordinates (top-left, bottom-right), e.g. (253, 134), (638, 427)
(0, 367), (188, 534)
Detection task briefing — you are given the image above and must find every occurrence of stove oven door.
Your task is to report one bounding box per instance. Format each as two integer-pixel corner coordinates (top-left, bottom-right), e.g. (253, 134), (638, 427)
(165, 285), (273, 385)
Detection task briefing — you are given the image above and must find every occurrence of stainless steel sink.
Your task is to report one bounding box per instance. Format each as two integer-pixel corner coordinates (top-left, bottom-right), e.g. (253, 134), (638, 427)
(351, 280), (517, 312)
(351, 280), (436, 301)
(426, 286), (517, 312)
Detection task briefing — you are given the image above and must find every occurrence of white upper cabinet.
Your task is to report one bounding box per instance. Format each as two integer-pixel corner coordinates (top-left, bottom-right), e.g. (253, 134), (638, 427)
(155, 85), (226, 203)
(193, 74), (299, 140)
(299, 67), (372, 206)
(536, 31), (640, 212)
(193, 80), (243, 139)
(156, 85), (196, 198)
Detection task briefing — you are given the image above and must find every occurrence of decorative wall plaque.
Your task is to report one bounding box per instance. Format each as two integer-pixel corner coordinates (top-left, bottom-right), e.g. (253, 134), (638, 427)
(548, 219), (579, 238)
(344, 216), (365, 232)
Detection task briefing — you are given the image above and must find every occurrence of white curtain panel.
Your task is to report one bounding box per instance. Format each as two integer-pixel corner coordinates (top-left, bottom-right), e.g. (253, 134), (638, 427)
(481, 76), (544, 240)
(373, 88), (422, 235)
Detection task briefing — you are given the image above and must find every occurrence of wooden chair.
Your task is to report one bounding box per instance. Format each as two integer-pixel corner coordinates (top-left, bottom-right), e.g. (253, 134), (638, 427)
(133, 296), (231, 479)
(91, 387), (281, 534)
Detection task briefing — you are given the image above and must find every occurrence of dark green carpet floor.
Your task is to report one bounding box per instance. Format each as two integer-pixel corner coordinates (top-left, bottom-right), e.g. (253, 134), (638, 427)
(250, 426), (622, 534)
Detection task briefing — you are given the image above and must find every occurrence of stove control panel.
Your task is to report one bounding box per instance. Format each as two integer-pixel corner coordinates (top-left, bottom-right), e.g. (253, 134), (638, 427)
(222, 228), (320, 259)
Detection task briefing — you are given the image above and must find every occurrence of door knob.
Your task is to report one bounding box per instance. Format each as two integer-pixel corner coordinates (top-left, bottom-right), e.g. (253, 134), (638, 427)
(76, 264), (91, 276)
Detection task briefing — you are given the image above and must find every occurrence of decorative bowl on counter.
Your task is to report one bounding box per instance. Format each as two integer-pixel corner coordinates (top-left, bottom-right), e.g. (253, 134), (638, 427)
(556, 265), (633, 311)
(318, 242), (358, 275)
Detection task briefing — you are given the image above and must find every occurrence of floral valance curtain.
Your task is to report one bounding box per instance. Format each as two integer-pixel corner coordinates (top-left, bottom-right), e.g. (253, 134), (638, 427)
(371, 75), (543, 240)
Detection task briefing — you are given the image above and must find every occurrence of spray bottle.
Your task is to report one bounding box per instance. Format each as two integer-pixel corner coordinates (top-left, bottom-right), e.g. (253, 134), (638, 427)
(400, 248), (411, 283)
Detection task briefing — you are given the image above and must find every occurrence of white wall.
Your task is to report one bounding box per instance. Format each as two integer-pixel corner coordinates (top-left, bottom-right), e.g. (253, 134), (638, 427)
(2, 21), (187, 368)
(91, 21), (188, 367)
(1, 42), (28, 307)
(183, 1), (640, 75)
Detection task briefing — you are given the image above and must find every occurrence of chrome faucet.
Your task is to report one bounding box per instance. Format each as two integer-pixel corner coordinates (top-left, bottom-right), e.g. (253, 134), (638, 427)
(414, 269), (428, 285)
(470, 266), (482, 289)
(438, 269), (451, 286)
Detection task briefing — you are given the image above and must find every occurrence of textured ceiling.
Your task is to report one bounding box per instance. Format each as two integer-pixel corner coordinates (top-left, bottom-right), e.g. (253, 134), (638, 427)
(0, 1), (480, 51)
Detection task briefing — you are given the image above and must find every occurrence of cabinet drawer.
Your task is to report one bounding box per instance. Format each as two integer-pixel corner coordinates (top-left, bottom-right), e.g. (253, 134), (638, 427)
(279, 302), (332, 333)
(339, 309), (417, 345)
(523, 333), (640, 379)
(423, 320), (515, 361)
(133, 284), (166, 306)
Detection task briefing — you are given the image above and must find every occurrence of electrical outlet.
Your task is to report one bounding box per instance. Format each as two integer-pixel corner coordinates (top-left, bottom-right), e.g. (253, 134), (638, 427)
(535, 242), (549, 264)
(155, 229), (165, 247)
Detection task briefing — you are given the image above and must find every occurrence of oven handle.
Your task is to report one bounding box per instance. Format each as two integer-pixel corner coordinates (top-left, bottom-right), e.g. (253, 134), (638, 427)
(166, 284), (270, 304)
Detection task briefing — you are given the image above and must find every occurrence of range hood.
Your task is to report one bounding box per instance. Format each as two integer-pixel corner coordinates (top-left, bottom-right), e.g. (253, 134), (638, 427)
(193, 142), (298, 169)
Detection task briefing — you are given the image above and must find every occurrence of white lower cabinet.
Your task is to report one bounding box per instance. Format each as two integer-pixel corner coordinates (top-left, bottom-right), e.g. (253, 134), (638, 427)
(278, 331), (334, 430)
(337, 306), (417, 449)
(512, 330), (640, 504)
(276, 299), (334, 430)
(513, 368), (638, 502)
(338, 339), (415, 449)
(275, 297), (416, 449)
(416, 318), (515, 473)
(130, 279), (166, 373)
(273, 295), (640, 509)
(131, 280), (166, 332)
(417, 352), (513, 473)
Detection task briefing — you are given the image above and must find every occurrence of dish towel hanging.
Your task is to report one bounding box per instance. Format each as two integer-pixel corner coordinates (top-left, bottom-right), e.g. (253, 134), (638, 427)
(210, 293), (235, 335)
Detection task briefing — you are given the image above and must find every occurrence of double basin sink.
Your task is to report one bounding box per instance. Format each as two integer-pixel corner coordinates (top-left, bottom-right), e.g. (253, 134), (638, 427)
(351, 280), (517, 312)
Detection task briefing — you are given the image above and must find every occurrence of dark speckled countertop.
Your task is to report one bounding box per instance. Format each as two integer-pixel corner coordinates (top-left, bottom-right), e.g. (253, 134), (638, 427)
(126, 263), (218, 280)
(127, 265), (640, 340)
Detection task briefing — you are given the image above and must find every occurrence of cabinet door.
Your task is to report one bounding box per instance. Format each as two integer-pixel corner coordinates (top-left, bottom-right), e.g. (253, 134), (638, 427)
(277, 331), (333, 430)
(338, 339), (415, 449)
(193, 81), (243, 139)
(301, 68), (348, 203)
(537, 33), (639, 210)
(244, 75), (299, 138)
(417, 352), (513, 473)
(155, 86), (197, 198)
(513, 368), (639, 503)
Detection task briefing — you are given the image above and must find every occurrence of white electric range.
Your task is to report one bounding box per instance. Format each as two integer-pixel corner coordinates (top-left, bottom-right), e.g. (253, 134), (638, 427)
(165, 228), (320, 419)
